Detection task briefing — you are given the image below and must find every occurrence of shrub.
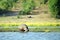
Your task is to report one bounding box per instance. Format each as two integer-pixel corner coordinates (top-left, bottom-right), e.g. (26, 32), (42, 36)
(0, 0), (18, 10)
(19, 0), (35, 15)
(40, 0), (48, 4)
(44, 0), (48, 4)
(48, 0), (60, 18)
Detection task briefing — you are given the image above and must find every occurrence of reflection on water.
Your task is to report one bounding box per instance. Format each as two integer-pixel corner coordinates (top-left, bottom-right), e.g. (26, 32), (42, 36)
(0, 32), (60, 40)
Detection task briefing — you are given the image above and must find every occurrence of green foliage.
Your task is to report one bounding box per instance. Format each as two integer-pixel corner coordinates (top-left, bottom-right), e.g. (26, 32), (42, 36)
(48, 0), (60, 18)
(0, 0), (18, 10)
(19, 0), (35, 15)
(43, 0), (48, 4)
(40, 0), (48, 4)
(13, 0), (18, 3)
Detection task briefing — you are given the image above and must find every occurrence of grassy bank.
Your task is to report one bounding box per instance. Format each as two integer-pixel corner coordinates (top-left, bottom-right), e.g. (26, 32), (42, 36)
(0, 22), (60, 32)
(0, 22), (60, 27)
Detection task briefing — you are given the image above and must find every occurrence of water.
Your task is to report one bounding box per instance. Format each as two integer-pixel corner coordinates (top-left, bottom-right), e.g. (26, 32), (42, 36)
(0, 32), (60, 40)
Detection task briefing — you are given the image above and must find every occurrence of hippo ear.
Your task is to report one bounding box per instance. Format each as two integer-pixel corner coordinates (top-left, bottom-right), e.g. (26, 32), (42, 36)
(26, 26), (28, 29)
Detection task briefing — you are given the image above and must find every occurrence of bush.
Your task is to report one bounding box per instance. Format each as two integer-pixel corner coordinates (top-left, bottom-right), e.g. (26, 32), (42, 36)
(0, 0), (18, 10)
(44, 0), (48, 4)
(40, 0), (48, 4)
(19, 0), (35, 15)
(48, 0), (60, 18)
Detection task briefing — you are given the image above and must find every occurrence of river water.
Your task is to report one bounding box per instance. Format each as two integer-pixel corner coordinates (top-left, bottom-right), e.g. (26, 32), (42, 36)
(0, 32), (60, 40)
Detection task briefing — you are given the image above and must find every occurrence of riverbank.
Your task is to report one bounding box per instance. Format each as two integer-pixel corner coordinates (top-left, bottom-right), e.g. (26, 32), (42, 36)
(0, 22), (60, 27)
(0, 14), (60, 32)
(0, 21), (60, 32)
(0, 26), (60, 32)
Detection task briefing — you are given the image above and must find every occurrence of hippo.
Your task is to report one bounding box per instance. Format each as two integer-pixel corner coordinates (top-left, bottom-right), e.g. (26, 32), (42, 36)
(19, 24), (29, 32)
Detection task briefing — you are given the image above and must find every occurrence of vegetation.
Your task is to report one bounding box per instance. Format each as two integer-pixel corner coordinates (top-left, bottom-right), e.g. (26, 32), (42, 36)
(44, 0), (48, 4)
(42, 0), (48, 4)
(0, 22), (60, 32)
(48, 0), (60, 18)
(0, 22), (60, 27)
(0, 0), (18, 10)
(19, 0), (35, 15)
(39, 0), (48, 4)
(0, 0), (60, 32)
